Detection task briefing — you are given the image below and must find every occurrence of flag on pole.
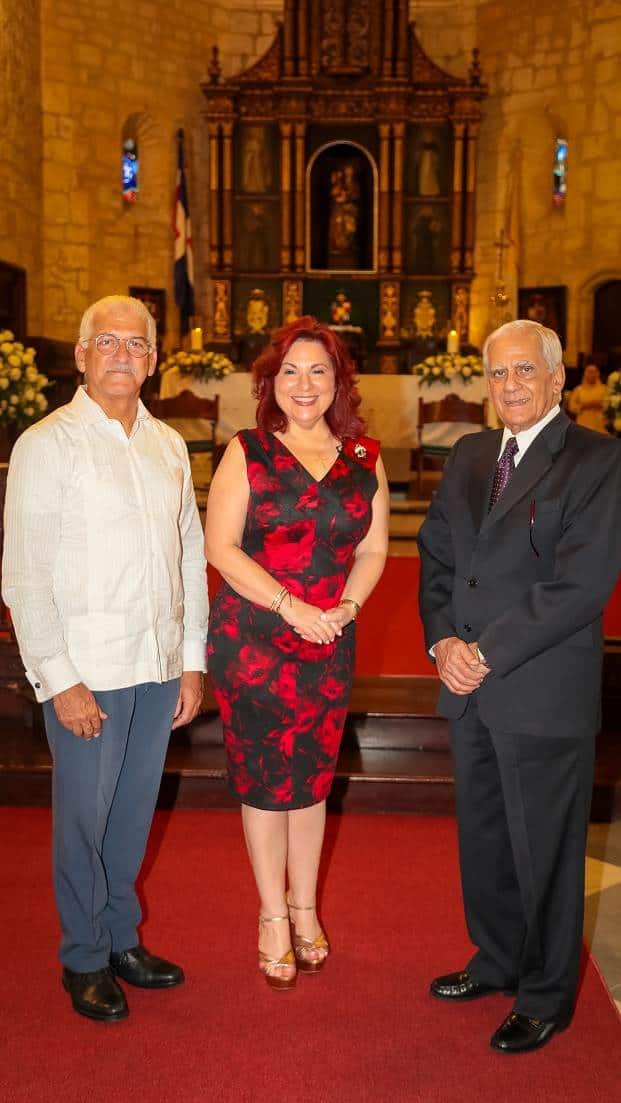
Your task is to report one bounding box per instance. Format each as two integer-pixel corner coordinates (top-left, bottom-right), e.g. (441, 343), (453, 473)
(174, 129), (195, 336)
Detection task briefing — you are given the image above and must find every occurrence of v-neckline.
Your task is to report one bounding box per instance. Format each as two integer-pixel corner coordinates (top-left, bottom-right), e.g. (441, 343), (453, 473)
(272, 433), (344, 485)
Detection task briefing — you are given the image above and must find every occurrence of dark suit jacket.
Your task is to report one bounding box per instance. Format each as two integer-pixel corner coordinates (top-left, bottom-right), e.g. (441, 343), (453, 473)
(417, 411), (621, 737)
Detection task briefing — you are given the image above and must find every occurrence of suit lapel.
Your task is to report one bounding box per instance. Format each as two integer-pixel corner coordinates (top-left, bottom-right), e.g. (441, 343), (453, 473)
(468, 429), (503, 533)
(480, 411), (570, 533)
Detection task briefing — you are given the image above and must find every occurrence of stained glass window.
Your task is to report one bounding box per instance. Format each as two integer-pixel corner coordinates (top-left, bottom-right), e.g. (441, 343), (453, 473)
(553, 139), (567, 207)
(122, 138), (139, 203)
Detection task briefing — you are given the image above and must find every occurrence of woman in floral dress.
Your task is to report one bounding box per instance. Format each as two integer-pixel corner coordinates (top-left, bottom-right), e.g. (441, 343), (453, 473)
(205, 317), (389, 990)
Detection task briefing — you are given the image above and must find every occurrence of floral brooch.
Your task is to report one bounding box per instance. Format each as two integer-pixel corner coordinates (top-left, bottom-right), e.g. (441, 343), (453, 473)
(354, 442), (367, 459)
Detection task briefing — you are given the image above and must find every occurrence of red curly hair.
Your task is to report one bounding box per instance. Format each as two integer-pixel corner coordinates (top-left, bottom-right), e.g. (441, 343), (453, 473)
(252, 316), (365, 438)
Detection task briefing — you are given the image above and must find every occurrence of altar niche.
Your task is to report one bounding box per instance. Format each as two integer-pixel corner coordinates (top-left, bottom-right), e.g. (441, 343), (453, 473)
(308, 142), (376, 273)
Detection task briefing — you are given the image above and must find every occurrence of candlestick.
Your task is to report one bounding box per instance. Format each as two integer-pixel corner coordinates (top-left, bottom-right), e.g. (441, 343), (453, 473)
(447, 328), (459, 355)
(190, 326), (203, 351)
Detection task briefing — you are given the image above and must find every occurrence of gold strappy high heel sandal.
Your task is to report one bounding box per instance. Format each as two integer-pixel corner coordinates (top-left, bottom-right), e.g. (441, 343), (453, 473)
(258, 914), (297, 991)
(287, 898), (330, 974)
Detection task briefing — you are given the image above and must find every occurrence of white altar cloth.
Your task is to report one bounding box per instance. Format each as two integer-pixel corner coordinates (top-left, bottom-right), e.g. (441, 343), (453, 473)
(159, 368), (495, 449)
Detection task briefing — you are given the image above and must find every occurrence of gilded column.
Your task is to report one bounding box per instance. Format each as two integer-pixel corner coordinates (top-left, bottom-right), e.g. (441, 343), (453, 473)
(221, 121), (234, 270)
(391, 123), (405, 273)
(383, 1), (395, 78)
(379, 124), (391, 271)
(395, 0), (408, 78)
(298, 0), (309, 76)
(284, 0), (296, 77)
(450, 121), (466, 273)
(294, 122), (306, 272)
(280, 123), (293, 272)
(463, 123), (479, 273)
(208, 123), (221, 270)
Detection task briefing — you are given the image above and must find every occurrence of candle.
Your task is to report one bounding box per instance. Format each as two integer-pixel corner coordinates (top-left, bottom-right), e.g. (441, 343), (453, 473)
(190, 326), (203, 351)
(447, 328), (459, 355)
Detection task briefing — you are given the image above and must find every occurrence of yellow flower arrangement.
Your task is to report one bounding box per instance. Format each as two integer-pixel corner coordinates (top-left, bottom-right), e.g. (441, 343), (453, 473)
(160, 348), (235, 382)
(411, 353), (484, 387)
(603, 371), (621, 436)
(0, 331), (50, 429)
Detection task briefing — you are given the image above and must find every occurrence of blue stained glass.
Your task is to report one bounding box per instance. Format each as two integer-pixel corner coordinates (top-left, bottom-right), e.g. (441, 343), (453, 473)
(122, 139), (139, 203)
(553, 139), (567, 207)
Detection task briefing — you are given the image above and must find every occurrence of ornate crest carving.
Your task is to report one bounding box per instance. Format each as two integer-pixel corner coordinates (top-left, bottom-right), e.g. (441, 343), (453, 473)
(212, 280), (231, 340)
(413, 290), (437, 338)
(380, 281), (399, 341)
(321, 0), (371, 76)
(283, 280), (303, 324)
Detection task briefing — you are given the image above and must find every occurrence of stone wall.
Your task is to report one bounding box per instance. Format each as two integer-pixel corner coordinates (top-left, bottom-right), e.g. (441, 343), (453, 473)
(0, 0), (43, 334)
(36, 0), (279, 345)
(412, 0), (621, 361)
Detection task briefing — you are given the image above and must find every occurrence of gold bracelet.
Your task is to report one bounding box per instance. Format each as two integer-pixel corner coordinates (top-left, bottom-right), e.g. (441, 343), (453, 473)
(270, 585), (287, 612)
(273, 587), (291, 615)
(338, 598), (361, 620)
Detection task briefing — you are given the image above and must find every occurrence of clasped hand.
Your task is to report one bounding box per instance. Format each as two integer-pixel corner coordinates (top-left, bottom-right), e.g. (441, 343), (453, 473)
(53, 682), (108, 740)
(281, 599), (354, 644)
(434, 636), (490, 695)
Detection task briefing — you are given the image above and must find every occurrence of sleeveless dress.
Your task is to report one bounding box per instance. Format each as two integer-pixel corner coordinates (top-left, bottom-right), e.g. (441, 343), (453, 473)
(207, 428), (380, 810)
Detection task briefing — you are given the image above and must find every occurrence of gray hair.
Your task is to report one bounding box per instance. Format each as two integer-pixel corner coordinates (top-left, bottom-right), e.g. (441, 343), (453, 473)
(482, 320), (563, 374)
(78, 295), (157, 348)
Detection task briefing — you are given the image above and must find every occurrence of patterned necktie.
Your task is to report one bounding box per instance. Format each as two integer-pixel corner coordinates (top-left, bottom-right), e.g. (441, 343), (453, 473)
(488, 436), (518, 512)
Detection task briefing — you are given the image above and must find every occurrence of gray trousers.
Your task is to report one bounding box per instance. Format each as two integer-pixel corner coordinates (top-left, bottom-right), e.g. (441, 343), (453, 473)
(43, 679), (180, 972)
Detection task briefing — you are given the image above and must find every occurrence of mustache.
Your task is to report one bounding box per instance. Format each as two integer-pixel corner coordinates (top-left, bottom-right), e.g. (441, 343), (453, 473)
(104, 364), (136, 374)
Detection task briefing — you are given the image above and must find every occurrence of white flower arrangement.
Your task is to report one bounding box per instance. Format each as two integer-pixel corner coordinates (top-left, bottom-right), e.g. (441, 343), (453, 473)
(411, 353), (484, 387)
(0, 330), (50, 429)
(160, 348), (235, 382)
(603, 371), (621, 436)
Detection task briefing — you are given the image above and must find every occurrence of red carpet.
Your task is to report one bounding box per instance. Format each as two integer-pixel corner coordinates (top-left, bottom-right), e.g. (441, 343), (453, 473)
(1, 808), (619, 1103)
(209, 559), (621, 677)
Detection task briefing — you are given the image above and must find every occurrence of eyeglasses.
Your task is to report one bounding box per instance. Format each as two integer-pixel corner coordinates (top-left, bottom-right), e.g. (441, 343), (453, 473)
(82, 333), (153, 358)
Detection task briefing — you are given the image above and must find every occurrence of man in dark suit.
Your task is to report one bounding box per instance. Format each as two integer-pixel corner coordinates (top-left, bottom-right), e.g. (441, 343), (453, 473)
(417, 319), (621, 1053)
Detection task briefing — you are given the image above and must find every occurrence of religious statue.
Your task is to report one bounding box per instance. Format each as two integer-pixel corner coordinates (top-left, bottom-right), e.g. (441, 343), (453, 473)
(241, 126), (272, 193)
(330, 289), (352, 325)
(328, 161), (361, 268)
(413, 290), (437, 338)
(415, 129), (441, 197)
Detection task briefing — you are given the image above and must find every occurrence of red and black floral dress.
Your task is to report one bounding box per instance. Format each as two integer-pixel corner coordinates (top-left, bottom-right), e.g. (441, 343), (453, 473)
(207, 428), (380, 811)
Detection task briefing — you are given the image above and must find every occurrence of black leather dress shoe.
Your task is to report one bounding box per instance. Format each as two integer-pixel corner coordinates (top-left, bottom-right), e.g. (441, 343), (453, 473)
(430, 970), (513, 1001)
(110, 946), (184, 988)
(62, 967), (129, 1022)
(490, 1011), (569, 1053)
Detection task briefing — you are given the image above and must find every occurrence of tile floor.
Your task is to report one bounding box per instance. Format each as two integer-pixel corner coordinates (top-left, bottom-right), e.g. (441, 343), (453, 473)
(585, 821), (621, 1015)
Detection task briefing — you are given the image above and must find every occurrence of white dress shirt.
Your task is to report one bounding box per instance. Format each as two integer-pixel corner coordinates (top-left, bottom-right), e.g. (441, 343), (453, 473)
(2, 386), (209, 702)
(498, 404), (561, 464)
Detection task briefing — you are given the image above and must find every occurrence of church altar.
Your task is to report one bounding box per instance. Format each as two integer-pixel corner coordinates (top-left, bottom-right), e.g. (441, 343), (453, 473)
(158, 368), (494, 450)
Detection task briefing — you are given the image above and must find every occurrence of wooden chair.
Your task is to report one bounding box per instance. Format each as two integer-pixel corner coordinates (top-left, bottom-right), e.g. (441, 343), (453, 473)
(415, 392), (487, 497)
(147, 390), (220, 488)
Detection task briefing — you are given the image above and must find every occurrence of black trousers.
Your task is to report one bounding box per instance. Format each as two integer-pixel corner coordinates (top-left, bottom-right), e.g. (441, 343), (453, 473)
(450, 695), (595, 1023)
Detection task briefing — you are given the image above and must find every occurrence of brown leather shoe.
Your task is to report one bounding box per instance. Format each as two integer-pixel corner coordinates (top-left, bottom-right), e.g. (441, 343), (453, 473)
(62, 967), (129, 1021)
(110, 946), (184, 988)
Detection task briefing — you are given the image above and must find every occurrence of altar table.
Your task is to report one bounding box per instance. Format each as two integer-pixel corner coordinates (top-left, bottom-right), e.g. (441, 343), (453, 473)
(159, 368), (496, 450)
